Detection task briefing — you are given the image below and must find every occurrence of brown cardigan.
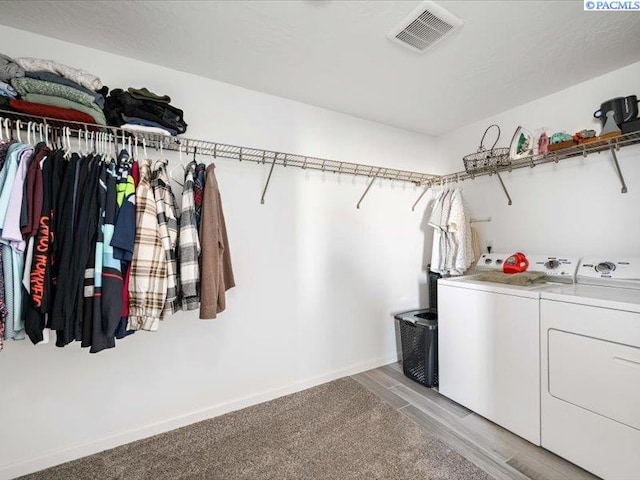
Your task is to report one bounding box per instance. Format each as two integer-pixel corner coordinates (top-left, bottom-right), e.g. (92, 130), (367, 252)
(199, 164), (235, 319)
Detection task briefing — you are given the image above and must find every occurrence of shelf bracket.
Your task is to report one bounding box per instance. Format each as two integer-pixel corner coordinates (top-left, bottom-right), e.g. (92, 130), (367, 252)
(609, 146), (628, 194)
(260, 153), (278, 204)
(494, 168), (512, 206)
(357, 168), (380, 209)
(411, 185), (430, 211)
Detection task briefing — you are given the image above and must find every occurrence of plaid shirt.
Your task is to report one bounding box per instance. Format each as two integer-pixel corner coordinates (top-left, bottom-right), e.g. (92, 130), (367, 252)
(128, 159), (167, 331)
(152, 159), (179, 317)
(178, 161), (200, 311)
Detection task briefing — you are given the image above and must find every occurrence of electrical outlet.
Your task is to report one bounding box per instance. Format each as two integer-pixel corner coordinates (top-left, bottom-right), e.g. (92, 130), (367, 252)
(485, 239), (493, 253)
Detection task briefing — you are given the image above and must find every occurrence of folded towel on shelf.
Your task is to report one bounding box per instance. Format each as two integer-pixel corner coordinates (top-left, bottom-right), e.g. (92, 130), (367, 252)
(0, 53), (24, 82)
(475, 271), (547, 286)
(23, 93), (106, 125)
(127, 87), (171, 104)
(24, 71), (105, 108)
(0, 80), (17, 98)
(121, 123), (173, 137)
(12, 77), (101, 111)
(7, 98), (99, 125)
(121, 115), (178, 136)
(13, 57), (102, 91)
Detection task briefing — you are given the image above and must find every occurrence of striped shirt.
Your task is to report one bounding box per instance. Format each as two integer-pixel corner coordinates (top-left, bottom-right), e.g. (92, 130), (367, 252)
(128, 159), (167, 331)
(178, 161), (200, 311)
(152, 159), (179, 317)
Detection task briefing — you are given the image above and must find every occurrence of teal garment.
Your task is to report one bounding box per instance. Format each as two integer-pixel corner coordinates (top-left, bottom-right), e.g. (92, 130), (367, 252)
(23, 93), (106, 125)
(12, 77), (100, 111)
(0, 144), (29, 234)
(11, 248), (23, 333)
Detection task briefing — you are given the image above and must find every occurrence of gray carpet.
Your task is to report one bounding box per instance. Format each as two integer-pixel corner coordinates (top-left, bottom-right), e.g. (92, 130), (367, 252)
(20, 377), (492, 480)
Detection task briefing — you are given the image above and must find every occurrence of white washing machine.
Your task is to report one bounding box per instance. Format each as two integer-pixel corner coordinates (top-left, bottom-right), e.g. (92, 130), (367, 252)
(438, 254), (579, 446)
(540, 258), (640, 480)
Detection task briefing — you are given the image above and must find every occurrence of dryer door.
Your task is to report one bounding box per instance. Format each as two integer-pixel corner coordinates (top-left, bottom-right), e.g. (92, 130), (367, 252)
(549, 329), (640, 430)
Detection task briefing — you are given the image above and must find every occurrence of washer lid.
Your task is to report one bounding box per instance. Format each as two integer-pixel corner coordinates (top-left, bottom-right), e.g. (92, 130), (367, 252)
(541, 284), (640, 313)
(438, 275), (543, 298)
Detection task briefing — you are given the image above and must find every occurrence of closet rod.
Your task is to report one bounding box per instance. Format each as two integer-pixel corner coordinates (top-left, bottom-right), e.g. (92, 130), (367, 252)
(0, 109), (441, 188)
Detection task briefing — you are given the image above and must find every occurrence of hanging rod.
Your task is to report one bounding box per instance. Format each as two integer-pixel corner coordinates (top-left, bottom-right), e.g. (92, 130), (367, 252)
(0, 109), (441, 191)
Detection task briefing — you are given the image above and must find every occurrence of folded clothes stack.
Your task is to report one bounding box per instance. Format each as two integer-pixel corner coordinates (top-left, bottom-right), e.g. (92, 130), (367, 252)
(0, 53), (107, 125)
(105, 87), (187, 136)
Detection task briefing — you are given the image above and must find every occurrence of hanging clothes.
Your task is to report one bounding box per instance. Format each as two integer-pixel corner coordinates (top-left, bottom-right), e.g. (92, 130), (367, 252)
(152, 159), (179, 317)
(178, 161), (200, 311)
(128, 158), (166, 331)
(427, 186), (473, 276)
(199, 163), (235, 320)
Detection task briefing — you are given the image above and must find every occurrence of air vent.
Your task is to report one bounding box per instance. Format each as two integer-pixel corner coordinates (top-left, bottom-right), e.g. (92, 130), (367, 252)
(388, 1), (463, 53)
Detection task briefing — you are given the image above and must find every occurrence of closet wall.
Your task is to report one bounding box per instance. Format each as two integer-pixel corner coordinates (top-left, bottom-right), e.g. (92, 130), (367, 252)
(0, 25), (444, 479)
(438, 60), (640, 258)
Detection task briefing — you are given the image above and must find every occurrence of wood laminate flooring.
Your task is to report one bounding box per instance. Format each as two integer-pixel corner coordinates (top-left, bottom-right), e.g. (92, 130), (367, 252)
(351, 363), (601, 480)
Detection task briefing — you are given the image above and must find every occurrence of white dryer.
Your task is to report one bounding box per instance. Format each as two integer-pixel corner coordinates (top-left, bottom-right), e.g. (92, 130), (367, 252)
(438, 253), (579, 446)
(540, 258), (640, 480)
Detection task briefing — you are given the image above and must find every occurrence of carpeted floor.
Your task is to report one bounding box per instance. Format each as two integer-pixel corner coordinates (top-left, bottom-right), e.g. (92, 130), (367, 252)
(20, 377), (492, 480)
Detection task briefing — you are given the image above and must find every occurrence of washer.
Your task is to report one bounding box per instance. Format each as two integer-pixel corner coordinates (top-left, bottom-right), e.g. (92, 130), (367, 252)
(540, 258), (640, 480)
(438, 254), (579, 445)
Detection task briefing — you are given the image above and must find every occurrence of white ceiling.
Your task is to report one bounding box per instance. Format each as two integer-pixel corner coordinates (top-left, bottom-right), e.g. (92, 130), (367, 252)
(1, 1), (639, 136)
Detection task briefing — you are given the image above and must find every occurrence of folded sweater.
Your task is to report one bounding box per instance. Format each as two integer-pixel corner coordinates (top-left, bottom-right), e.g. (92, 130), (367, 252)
(12, 77), (100, 111)
(14, 57), (102, 91)
(24, 71), (105, 108)
(8, 98), (98, 125)
(23, 93), (106, 125)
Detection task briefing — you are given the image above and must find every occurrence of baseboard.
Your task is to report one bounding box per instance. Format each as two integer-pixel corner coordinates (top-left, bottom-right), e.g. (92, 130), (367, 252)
(0, 353), (398, 480)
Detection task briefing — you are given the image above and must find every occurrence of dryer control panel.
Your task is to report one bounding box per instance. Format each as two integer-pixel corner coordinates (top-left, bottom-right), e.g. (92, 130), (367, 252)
(578, 258), (640, 289)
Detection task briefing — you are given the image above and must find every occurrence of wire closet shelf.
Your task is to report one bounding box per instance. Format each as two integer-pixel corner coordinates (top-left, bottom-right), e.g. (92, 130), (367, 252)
(0, 109), (441, 187)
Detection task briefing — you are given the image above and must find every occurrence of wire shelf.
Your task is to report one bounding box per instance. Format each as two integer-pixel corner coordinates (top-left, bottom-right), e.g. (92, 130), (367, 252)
(0, 109), (440, 186)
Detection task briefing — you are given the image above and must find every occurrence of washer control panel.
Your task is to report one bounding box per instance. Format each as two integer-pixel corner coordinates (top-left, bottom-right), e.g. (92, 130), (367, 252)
(578, 258), (640, 288)
(476, 253), (579, 282)
(530, 256), (580, 281)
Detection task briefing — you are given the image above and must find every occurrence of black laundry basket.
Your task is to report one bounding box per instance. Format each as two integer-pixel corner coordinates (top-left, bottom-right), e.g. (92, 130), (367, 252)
(394, 309), (438, 388)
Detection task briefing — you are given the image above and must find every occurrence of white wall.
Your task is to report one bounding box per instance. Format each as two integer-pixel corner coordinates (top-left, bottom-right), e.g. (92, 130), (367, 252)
(0, 26), (444, 479)
(438, 61), (640, 258)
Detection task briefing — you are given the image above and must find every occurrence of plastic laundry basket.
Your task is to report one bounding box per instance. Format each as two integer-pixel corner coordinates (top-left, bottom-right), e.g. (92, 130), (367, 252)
(394, 309), (438, 388)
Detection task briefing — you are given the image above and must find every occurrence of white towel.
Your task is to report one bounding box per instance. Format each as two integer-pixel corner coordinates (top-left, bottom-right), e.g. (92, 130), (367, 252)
(121, 124), (173, 137)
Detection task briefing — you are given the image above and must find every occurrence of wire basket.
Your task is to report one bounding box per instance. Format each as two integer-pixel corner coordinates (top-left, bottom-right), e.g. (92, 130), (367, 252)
(463, 124), (511, 174)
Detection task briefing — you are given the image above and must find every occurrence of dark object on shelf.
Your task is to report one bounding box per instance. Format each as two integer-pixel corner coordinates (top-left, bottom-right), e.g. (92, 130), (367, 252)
(394, 308), (438, 388)
(621, 118), (640, 134)
(104, 88), (187, 134)
(463, 124), (511, 174)
(594, 96), (639, 126)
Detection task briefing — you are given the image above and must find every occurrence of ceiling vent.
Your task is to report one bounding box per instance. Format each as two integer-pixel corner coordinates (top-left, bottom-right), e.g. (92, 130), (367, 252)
(388, 1), (463, 53)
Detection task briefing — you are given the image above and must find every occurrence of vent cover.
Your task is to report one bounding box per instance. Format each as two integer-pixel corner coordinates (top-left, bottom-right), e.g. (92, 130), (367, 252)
(388, 1), (463, 53)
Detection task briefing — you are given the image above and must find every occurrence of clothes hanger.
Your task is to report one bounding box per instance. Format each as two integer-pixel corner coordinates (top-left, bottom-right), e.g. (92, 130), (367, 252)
(65, 127), (73, 158)
(142, 137), (148, 159)
(169, 139), (185, 186)
(15, 119), (23, 143)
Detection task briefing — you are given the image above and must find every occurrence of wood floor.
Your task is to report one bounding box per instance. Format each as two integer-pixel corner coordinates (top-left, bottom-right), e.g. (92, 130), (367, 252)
(351, 363), (600, 480)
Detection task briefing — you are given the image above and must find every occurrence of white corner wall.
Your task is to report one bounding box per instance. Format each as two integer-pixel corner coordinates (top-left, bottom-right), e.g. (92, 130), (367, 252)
(438, 61), (640, 257)
(0, 26), (444, 479)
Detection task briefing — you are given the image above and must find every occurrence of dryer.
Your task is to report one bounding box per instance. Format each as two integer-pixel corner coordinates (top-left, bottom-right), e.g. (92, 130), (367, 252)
(438, 253), (579, 445)
(540, 258), (640, 480)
